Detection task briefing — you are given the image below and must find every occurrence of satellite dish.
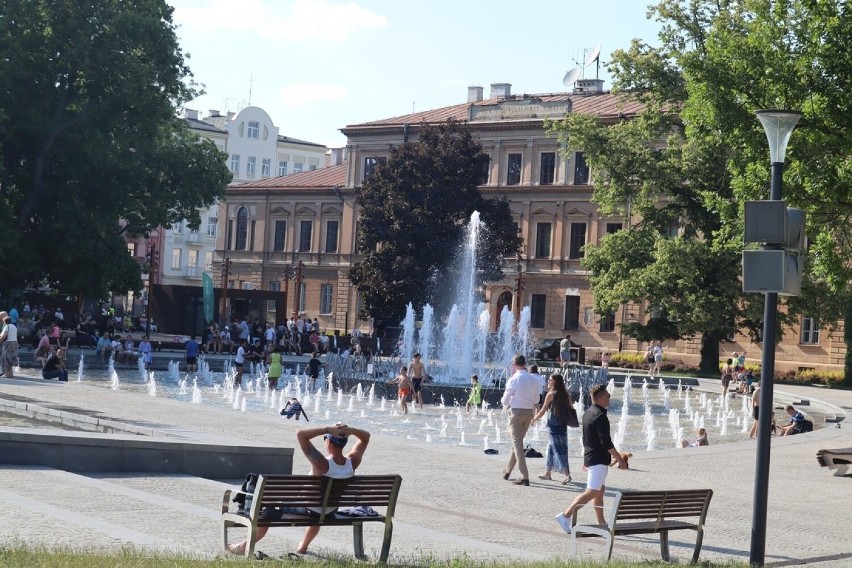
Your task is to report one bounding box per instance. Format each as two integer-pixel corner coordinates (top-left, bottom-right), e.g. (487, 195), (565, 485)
(563, 67), (581, 87)
(584, 43), (602, 66)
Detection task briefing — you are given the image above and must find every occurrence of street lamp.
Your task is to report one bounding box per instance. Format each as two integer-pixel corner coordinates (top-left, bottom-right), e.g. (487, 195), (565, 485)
(750, 109), (801, 567)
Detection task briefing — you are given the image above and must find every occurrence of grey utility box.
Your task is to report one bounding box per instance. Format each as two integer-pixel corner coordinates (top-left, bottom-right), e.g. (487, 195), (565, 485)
(742, 250), (802, 295)
(744, 201), (805, 250)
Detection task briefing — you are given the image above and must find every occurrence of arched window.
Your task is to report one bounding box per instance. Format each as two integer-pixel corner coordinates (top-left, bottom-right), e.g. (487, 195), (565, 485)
(235, 207), (248, 250)
(496, 291), (513, 330)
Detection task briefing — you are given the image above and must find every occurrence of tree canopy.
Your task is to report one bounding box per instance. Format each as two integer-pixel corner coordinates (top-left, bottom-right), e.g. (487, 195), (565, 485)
(350, 120), (523, 322)
(549, 0), (852, 372)
(0, 0), (231, 299)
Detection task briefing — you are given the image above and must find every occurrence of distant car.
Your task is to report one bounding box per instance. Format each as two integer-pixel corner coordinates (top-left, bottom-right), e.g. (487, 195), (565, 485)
(533, 337), (580, 362)
(533, 338), (563, 361)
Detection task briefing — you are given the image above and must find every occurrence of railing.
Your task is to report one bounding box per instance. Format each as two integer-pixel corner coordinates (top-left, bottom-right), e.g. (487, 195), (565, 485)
(186, 266), (200, 279)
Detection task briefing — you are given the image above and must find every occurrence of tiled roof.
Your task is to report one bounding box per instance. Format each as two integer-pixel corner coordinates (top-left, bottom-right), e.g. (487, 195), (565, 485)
(233, 163), (347, 189)
(344, 91), (644, 129)
(277, 134), (326, 148)
(203, 115), (229, 130)
(185, 117), (227, 134)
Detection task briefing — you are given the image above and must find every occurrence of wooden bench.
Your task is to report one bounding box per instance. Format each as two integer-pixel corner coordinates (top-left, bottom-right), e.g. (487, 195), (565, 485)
(221, 474), (402, 562)
(817, 448), (852, 476)
(569, 489), (713, 563)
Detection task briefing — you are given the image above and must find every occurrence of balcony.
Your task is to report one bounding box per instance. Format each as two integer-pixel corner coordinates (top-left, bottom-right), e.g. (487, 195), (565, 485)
(186, 266), (201, 279)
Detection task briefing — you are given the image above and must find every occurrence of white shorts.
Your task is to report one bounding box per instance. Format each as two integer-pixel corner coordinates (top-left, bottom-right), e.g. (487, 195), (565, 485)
(586, 464), (609, 491)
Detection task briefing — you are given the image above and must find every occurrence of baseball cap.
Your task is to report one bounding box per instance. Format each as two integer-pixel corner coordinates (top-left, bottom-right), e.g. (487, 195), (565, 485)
(323, 434), (348, 447)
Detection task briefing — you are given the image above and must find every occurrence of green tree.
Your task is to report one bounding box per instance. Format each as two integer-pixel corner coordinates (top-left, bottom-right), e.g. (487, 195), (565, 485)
(0, 0), (231, 299)
(548, 0), (852, 373)
(350, 120), (522, 321)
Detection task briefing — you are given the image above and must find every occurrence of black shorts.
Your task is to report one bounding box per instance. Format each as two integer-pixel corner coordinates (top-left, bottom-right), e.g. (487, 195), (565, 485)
(412, 378), (423, 393)
(258, 506), (321, 520)
(186, 356), (197, 365)
(753, 406), (759, 420)
(235, 362), (244, 369)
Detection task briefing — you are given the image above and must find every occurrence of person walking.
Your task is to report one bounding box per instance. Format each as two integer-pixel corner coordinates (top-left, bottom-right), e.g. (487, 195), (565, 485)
(721, 357), (735, 399)
(555, 384), (628, 532)
(0, 315), (19, 378)
(386, 366), (413, 415)
(532, 373), (574, 484)
(267, 346), (282, 390)
(409, 353), (427, 409)
(748, 383), (761, 439)
(500, 354), (541, 486)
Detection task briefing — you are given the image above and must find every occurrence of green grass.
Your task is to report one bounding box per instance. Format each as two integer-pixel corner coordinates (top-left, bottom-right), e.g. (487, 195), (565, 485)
(0, 547), (746, 568)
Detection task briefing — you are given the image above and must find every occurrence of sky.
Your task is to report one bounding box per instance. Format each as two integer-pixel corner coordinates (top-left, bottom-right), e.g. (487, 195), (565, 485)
(170, 0), (663, 149)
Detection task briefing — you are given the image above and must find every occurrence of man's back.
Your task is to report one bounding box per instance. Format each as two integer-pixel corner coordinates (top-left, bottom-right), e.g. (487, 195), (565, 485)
(501, 368), (540, 409)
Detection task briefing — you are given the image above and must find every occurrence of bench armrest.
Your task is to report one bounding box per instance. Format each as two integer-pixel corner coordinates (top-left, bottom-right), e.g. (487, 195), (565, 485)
(221, 488), (254, 515)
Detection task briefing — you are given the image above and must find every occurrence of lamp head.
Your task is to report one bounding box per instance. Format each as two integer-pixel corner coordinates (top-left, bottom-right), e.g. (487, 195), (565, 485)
(756, 109), (802, 163)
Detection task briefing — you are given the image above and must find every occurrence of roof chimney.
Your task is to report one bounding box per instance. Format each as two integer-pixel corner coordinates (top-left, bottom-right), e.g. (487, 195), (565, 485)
(467, 86), (483, 103)
(181, 108), (199, 120)
(208, 109), (220, 117)
(489, 83), (511, 99)
(329, 147), (345, 166)
(573, 79), (605, 94)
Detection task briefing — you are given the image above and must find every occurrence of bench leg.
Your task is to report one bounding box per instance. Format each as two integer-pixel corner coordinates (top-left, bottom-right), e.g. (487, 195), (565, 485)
(603, 533), (615, 562)
(379, 519), (394, 563)
(245, 526), (257, 557)
(353, 522), (367, 561)
(659, 531), (670, 562)
(222, 522), (230, 552)
(691, 528), (705, 564)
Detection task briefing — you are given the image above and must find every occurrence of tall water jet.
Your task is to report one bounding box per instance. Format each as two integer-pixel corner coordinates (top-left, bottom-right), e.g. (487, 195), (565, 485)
(420, 304), (434, 363)
(76, 355), (84, 382)
(400, 303), (416, 364)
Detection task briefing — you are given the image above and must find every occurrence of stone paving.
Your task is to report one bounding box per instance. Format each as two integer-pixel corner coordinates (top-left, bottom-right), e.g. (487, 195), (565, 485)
(0, 367), (850, 566)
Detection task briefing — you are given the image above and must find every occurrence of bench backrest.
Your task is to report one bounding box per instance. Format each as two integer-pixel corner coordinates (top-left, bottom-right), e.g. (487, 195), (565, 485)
(254, 474), (402, 518)
(613, 489), (713, 526)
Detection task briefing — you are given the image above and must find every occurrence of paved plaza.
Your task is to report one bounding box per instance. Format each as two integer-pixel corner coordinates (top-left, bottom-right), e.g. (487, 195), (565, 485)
(0, 359), (850, 566)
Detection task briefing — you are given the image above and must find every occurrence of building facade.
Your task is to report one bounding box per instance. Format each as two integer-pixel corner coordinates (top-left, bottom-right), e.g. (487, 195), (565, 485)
(217, 84), (844, 371)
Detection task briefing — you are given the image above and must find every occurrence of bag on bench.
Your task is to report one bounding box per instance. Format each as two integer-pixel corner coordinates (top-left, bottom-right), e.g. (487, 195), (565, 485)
(233, 473), (259, 515)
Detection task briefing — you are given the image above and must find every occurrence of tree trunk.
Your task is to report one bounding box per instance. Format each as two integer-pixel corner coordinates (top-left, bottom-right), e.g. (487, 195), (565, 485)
(699, 334), (720, 376)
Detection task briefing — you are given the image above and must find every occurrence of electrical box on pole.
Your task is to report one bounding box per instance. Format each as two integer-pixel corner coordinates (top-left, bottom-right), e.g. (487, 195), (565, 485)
(742, 201), (805, 296)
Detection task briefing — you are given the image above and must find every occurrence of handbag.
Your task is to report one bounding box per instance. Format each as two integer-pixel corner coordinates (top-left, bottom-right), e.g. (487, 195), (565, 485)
(565, 404), (580, 428)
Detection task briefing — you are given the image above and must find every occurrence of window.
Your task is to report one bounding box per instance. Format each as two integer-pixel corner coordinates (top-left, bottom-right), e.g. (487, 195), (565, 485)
(299, 220), (312, 252)
(801, 317), (820, 344)
(230, 154), (240, 173)
(535, 222), (552, 258)
(207, 217), (217, 237)
(325, 220), (339, 253)
(171, 248), (182, 270)
(247, 121), (259, 139)
(530, 294), (546, 328)
(261, 158), (271, 176)
(299, 282), (306, 312)
(172, 221), (183, 234)
(569, 222), (587, 259)
(204, 252), (213, 271)
(187, 249), (198, 267)
(235, 207), (248, 250)
(540, 152), (556, 185)
(606, 223), (623, 234)
(241, 282), (254, 290)
(269, 281), (281, 292)
(363, 156), (387, 179)
(599, 310), (616, 333)
(574, 151), (589, 184)
(246, 156), (256, 176)
(309, 164), (318, 171)
(477, 158), (490, 185)
(320, 284), (333, 314)
(127, 243), (136, 257)
(564, 296), (580, 330)
(273, 220), (286, 252)
(293, 162), (303, 173)
(278, 161), (288, 176)
(583, 307), (594, 326)
(507, 153), (522, 185)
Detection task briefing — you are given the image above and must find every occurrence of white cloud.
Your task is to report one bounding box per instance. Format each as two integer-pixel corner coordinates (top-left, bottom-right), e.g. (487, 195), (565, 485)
(172, 0), (387, 42)
(280, 83), (348, 105)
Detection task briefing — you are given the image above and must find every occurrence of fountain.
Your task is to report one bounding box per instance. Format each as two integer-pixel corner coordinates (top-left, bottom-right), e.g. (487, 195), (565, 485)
(76, 355), (84, 382)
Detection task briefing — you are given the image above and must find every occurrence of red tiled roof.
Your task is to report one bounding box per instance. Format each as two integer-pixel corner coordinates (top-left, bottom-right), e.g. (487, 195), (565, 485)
(344, 91), (644, 129)
(232, 163), (347, 189)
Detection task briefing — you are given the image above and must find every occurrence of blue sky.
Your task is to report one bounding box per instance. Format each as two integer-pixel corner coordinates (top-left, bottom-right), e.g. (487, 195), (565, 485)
(170, 0), (662, 148)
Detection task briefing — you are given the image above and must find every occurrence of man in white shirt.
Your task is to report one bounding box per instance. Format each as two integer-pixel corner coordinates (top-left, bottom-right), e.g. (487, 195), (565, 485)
(500, 354), (541, 486)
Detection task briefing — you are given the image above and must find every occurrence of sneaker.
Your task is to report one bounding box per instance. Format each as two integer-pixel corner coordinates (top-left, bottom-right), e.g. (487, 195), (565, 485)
(555, 513), (572, 534)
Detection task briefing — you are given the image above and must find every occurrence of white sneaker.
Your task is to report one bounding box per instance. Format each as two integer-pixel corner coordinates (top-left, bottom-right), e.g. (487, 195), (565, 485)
(555, 513), (572, 534)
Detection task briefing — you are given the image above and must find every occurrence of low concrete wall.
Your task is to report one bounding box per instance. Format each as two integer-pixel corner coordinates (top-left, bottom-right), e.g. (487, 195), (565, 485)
(0, 395), (293, 478)
(0, 428), (292, 478)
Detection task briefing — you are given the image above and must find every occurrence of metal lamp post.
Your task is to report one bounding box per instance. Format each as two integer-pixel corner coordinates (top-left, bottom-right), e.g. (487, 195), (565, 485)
(750, 109), (801, 567)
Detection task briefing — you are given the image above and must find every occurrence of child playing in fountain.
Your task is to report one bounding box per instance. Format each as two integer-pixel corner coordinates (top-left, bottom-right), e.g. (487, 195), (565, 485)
(679, 428), (709, 448)
(387, 366), (413, 414)
(466, 374), (483, 413)
(280, 397), (306, 420)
